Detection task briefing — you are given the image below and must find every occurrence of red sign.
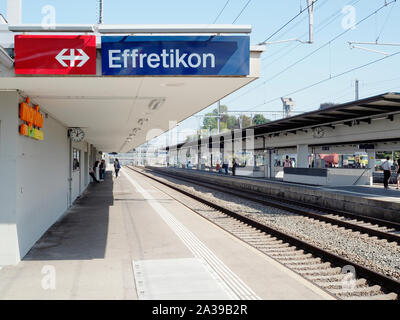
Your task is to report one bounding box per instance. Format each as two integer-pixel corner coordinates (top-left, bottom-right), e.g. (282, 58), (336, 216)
(14, 35), (96, 75)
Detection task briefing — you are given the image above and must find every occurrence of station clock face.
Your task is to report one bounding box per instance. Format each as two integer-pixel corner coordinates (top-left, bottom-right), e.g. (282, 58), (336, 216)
(313, 127), (325, 138)
(69, 128), (85, 142)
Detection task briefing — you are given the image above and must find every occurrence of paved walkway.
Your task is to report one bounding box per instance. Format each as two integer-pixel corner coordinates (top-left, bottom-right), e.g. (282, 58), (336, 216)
(0, 170), (333, 300)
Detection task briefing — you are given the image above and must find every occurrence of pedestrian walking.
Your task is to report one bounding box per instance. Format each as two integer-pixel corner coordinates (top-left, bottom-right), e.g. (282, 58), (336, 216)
(396, 159), (400, 190)
(381, 156), (392, 189)
(114, 158), (121, 178)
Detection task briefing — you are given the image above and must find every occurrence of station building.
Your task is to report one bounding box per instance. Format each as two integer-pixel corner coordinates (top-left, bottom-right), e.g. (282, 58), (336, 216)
(158, 92), (400, 186)
(0, 3), (264, 265)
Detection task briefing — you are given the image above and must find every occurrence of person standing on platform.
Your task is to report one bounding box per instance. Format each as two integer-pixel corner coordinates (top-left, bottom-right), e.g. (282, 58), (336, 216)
(89, 166), (100, 183)
(114, 158), (121, 178)
(284, 155), (293, 168)
(223, 158), (229, 175)
(232, 158), (238, 176)
(99, 160), (106, 181)
(396, 159), (400, 190)
(93, 161), (100, 182)
(381, 156), (392, 189)
(216, 161), (221, 173)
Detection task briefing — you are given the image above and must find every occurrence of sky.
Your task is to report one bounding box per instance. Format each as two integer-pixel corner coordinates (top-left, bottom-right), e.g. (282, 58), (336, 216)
(1, 0), (399, 147)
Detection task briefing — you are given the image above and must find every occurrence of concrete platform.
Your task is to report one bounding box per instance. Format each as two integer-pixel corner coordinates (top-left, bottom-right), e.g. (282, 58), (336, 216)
(0, 170), (332, 300)
(146, 167), (400, 223)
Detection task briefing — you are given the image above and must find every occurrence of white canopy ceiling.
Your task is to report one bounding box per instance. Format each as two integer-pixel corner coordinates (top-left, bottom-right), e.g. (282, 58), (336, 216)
(0, 75), (259, 152)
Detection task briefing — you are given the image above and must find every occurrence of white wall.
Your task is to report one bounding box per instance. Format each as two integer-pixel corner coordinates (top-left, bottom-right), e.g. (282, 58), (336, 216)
(16, 103), (69, 258)
(0, 90), (20, 265)
(0, 90), (96, 265)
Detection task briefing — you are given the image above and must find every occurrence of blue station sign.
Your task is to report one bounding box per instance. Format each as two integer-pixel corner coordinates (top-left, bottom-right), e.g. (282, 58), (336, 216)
(101, 36), (250, 76)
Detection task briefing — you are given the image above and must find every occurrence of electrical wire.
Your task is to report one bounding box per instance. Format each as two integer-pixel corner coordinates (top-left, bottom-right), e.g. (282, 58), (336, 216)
(232, 0), (252, 24)
(226, 0), (389, 105)
(265, 0), (396, 84)
(213, 0), (231, 24)
(247, 49), (400, 111)
(376, 0), (397, 42)
(260, 0), (320, 44)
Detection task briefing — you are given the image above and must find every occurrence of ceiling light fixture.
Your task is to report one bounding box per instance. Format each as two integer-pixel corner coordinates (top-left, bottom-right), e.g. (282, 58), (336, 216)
(148, 98), (165, 111)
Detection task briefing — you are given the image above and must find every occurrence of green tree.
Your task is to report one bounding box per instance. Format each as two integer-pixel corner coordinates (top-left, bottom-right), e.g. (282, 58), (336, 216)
(239, 115), (251, 128)
(202, 106), (271, 131)
(252, 114), (270, 125)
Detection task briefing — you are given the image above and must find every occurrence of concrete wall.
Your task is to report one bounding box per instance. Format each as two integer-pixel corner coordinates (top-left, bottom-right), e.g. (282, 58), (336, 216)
(15, 99), (70, 259)
(0, 90), (94, 265)
(0, 90), (20, 265)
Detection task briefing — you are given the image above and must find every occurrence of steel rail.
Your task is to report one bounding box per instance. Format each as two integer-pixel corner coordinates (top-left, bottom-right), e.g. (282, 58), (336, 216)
(126, 166), (400, 296)
(146, 167), (400, 241)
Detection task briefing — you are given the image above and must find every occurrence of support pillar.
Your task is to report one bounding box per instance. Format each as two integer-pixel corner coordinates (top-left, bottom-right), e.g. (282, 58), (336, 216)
(367, 150), (376, 186)
(297, 144), (309, 168)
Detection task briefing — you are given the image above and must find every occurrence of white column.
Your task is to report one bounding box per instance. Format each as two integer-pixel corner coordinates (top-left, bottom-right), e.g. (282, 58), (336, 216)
(264, 151), (270, 178)
(7, 0), (22, 24)
(297, 144), (309, 168)
(367, 150), (376, 186)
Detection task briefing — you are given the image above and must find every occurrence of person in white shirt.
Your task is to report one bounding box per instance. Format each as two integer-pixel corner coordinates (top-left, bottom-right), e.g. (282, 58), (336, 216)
(381, 156), (392, 189)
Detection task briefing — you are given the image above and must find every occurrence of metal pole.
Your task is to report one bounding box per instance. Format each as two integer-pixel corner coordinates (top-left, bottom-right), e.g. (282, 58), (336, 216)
(355, 79), (359, 100)
(98, 0), (103, 24)
(307, 0), (315, 44)
(217, 101), (221, 134)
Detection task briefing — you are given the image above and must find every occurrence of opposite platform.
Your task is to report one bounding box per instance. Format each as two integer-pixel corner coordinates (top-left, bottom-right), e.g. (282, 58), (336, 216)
(148, 167), (400, 223)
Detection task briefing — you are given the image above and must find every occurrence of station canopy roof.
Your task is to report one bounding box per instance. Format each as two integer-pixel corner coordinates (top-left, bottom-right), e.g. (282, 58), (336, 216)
(252, 92), (400, 136)
(170, 92), (400, 150)
(0, 24), (263, 153)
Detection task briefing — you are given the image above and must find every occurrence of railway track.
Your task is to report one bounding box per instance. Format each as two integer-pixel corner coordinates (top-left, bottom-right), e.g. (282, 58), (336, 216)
(126, 166), (400, 300)
(144, 167), (400, 245)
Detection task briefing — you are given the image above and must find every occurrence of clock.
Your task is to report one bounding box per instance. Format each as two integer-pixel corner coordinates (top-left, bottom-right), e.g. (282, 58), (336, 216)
(312, 127), (325, 138)
(69, 128), (85, 142)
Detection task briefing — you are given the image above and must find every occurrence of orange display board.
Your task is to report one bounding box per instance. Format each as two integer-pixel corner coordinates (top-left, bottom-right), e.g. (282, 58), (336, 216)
(19, 98), (44, 140)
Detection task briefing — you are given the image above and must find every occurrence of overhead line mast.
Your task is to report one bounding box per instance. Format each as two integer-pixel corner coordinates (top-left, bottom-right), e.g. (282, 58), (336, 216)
(98, 0), (103, 24)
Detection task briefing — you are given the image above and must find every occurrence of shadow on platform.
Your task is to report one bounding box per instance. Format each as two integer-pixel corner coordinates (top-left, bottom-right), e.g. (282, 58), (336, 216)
(24, 172), (114, 261)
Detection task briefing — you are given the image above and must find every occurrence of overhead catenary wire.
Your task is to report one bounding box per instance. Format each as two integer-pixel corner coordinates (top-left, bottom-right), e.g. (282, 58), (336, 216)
(247, 49), (400, 111)
(226, 0), (391, 105)
(213, 0), (231, 24)
(259, 0), (320, 44)
(376, 0), (397, 42)
(232, 0), (252, 24)
(261, 0), (330, 63)
(265, 0), (397, 84)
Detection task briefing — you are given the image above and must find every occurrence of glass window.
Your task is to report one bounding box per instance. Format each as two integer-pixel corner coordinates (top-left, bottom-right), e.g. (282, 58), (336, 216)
(73, 148), (80, 171)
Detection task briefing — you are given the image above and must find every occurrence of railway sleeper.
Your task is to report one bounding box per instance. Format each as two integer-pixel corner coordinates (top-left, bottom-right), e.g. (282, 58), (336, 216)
(341, 293), (398, 300)
(289, 262), (332, 271)
(331, 285), (382, 296)
(318, 279), (367, 290)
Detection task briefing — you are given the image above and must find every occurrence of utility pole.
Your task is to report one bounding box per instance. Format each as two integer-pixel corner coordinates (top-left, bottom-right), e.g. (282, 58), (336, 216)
(307, 0), (315, 44)
(355, 79), (359, 100)
(217, 101), (221, 134)
(98, 0), (103, 24)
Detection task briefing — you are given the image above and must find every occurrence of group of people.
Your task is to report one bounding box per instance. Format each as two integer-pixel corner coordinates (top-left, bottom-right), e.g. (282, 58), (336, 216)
(381, 156), (400, 190)
(215, 158), (238, 176)
(89, 158), (121, 183)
